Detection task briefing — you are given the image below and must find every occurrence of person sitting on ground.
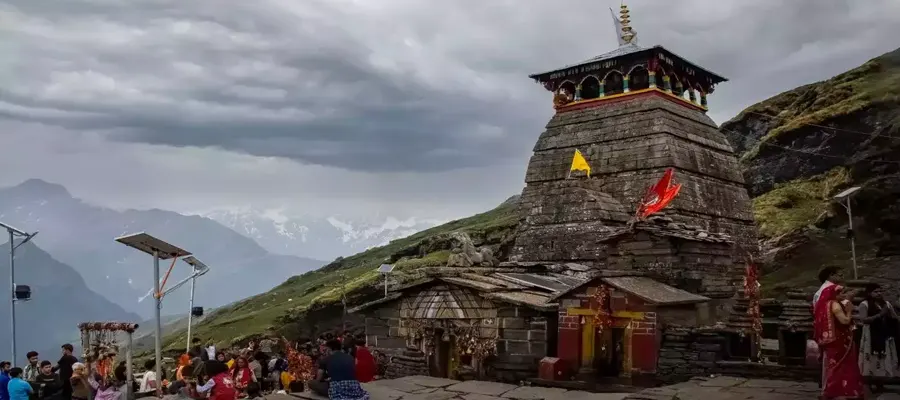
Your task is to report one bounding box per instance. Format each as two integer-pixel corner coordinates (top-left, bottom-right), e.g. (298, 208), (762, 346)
(308, 340), (369, 400)
(244, 382), (263, 400)
(6, 368), (32, 400)
(353, 337), (376, 384)
(230, 356), (256, 395)
(68, 363), (90, 400)
(33, 360), (62, 400)
(89, 369), (123, 400)
(196, 361), (236, 400)
(139, 359), (158, 393)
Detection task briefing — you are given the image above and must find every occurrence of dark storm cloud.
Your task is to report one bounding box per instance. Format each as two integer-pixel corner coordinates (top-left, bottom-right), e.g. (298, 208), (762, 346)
(1, 0), (898, 174)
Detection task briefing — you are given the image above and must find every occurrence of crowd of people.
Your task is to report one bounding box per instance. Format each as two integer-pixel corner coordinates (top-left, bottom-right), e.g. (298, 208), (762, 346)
(0, 343), (129, 400)
(813, 266), (900, 400)
(147, 331), (376, 400)
(0, 329), (379, 400)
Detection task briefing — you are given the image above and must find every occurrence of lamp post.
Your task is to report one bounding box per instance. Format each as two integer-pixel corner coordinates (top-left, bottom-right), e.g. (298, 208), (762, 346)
(834, 186), (862, 280)
(115, 232), (191, 396)
(0, 222), (37, 366)
(378, 264), (394, 298)
(181, 256), (210, 352)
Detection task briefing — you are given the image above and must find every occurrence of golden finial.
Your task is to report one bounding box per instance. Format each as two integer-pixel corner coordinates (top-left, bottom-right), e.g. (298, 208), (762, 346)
(619, 3), (635, 44)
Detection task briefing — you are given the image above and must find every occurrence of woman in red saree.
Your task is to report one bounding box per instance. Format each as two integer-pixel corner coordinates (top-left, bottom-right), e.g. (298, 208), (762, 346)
(815, 284), (865, 399)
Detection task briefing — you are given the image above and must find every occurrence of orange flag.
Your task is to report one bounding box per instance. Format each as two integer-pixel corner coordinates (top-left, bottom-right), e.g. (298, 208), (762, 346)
(637, 168), (682, 219)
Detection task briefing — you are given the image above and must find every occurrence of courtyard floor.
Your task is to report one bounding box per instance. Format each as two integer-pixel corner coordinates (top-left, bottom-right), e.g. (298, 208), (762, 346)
(282, 375), (838, 400)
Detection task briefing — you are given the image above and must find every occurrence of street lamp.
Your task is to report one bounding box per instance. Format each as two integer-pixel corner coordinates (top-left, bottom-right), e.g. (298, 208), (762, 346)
(115, 232), (191, 396)
(378, 264), (394, 298)
(181, 256), (210, 353)
(834, 186), (862, 279)
(0, 221), (38, 366)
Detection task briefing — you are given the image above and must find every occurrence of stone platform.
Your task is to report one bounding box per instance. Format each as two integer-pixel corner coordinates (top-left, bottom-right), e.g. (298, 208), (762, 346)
(284, 375), (830, 400)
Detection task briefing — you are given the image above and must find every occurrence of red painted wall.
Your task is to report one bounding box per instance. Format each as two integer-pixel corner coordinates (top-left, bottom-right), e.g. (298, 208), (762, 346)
(557, 313), (581, 367)
(558, 284), (661, 376)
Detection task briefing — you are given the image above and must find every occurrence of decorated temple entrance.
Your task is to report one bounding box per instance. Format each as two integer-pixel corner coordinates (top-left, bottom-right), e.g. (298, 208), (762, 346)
(593, 326), (625, 377)
(352, 273), (581, 382)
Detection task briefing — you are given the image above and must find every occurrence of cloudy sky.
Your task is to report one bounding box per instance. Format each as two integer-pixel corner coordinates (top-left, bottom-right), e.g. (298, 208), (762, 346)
(0, 0), (898, 220)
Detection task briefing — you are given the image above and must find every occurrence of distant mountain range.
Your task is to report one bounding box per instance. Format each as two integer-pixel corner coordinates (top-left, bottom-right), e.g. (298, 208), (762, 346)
(0, 241), (140, 362)
(202, 208), (443, 261)
(0, 179), (325, 319)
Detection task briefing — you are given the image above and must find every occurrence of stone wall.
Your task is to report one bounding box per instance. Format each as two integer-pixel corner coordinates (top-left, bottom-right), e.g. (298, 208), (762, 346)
(607, 232), (744, 300)
(658, 327), (817, 383)
(493, 305), (552, 382)
(512, 94), (759, 260)
(362, 299), (550, 382)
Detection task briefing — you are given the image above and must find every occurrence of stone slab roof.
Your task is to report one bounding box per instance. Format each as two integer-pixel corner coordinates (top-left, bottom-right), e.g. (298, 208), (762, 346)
(348, 265), (591, 314)
(603, 276), (710, 305)
(632, 215), (734, 243)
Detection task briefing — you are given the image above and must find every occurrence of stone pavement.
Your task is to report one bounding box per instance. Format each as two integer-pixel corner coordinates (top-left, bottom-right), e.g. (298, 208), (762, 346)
(623, 376), (820, 400)
(278, 375), (900, 400)
(289, 375), (629, 400)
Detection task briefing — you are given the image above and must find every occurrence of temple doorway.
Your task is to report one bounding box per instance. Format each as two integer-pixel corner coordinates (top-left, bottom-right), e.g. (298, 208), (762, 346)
(429, 328), (456, 378)
(594, 327), (626, 377)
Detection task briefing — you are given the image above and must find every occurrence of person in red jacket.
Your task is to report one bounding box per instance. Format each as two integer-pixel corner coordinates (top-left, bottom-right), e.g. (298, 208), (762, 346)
(353, 337), (376, 383)
(197, 361), (236, 400)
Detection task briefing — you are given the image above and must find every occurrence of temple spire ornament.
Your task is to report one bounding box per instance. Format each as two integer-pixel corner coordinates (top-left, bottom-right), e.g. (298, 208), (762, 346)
(618, 3), (637, 45)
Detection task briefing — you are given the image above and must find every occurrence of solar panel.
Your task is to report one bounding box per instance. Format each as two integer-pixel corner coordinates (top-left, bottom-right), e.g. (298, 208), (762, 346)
(114, 232), (191, 259)
(378, 264), (395, 273)
(182, 256), (210, 276)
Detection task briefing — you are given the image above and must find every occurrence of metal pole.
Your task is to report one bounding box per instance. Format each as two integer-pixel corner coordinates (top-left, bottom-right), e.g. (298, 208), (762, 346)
(8, 230), (16, 366)
(384, 273), (388, 297)
(847, 199), (858, 280)
(126, 331), (134, 400)
(153, 250), (162, 397)
(186, 275), (196, 353)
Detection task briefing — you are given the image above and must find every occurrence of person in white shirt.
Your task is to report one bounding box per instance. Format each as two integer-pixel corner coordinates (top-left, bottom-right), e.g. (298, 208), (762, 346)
(138, 359), (158, 393)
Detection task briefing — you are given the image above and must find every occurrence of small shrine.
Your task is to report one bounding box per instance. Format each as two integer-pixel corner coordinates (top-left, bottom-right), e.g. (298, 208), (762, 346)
(349, 263), (592, 382)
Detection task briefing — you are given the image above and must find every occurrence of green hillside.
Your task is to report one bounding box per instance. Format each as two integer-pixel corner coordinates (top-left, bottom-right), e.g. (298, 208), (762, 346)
(156, 48), (900, 353)
(156, 197), (519, 351)
(722, 47), (900, 294)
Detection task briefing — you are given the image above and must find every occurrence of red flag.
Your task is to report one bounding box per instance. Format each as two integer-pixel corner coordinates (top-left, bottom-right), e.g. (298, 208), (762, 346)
(637, 168), (682, 219)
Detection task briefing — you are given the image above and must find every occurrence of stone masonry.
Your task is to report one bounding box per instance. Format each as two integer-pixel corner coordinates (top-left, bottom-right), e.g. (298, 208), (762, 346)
(512, 94), (759, 262)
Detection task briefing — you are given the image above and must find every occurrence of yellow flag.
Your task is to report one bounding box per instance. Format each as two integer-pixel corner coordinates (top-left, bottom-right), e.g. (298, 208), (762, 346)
(570, 149), (591, 177)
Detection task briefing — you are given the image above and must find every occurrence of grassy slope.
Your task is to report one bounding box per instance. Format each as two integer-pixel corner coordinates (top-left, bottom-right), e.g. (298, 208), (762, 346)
(157, 49), (900, 351)
(156, 200), (519, 351)
(735, 48), (900, 293)
(737, 48), (900, 161)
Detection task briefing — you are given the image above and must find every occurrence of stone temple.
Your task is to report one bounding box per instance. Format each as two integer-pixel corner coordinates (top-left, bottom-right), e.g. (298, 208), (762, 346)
(511, 6), (758, 263)
(354, 5), (820, 386)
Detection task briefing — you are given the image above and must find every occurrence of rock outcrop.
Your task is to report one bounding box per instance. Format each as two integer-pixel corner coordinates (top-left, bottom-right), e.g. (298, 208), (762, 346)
(722, 47), (900, 298)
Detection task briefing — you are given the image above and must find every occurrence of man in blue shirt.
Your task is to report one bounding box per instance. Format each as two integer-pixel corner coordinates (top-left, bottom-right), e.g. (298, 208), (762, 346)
(6, 367), (31, 400)
(0, 361), (12, 400)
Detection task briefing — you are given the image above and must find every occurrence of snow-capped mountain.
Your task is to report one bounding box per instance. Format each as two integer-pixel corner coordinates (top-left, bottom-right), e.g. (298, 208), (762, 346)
(202, 208), (445, 260)
(0, 179), (324, 318)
